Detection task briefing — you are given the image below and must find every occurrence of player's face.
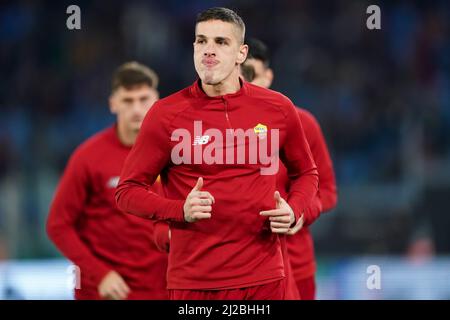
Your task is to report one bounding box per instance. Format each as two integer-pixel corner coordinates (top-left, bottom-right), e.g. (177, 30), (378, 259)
(194, 20), (247, 85)
(109, 85), (158, 132)
(243, 58), (273, 89)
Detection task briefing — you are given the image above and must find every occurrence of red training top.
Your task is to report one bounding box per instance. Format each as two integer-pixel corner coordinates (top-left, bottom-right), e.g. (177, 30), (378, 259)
(47, 125), (169, 299)
(277, 108), (338, 281)
(116, 79), (319, 290)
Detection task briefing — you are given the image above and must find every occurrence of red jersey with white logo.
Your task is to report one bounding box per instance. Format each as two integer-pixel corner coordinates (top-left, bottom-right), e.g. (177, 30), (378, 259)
(47, 125), (168, 299)
(116, 80), (319, 290)
(277, 109), (338, 281)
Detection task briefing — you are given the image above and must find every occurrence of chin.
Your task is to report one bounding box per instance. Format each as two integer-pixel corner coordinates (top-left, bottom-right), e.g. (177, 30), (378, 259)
(201, 70), (222, 85)
(203, 79), (218, 85)
(202, 76), (222, 86)
(130, 123), (142, 132)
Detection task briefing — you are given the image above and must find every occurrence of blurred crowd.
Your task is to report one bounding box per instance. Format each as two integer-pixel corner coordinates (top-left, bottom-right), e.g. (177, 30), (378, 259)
(0, 0), (449, 258)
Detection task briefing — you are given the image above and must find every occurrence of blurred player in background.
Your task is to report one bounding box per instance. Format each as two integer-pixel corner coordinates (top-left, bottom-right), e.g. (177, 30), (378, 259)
(46, 62), (169, 300)
(242, 38), (338, 299)
(115, 7), (319, 300)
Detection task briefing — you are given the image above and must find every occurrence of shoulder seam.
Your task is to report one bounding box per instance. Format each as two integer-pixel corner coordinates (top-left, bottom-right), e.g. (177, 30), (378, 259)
(168, 102), (195, 134)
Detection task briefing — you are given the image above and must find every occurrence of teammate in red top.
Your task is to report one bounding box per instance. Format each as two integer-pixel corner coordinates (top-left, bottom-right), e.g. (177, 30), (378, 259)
(115, 7), (319, 300)
(242, 38), (338, 299)
(46, 62), (169, 300)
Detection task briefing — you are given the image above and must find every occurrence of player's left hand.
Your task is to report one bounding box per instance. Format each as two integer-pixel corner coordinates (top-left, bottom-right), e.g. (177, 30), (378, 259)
(260, 191), (295, 234)
(286, 214), (304, 235)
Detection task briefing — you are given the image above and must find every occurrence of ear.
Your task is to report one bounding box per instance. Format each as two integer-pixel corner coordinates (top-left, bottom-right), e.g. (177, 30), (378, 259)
(265, 68), (274, 87)
(153, 88), (160, 100)
(109, 94), (117, 115)
(237, 44), (248, 64)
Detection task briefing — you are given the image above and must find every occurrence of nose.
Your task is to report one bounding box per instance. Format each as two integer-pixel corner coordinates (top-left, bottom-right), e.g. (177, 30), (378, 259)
(203, 43), (216, 57)
(131, 100), (143, 113)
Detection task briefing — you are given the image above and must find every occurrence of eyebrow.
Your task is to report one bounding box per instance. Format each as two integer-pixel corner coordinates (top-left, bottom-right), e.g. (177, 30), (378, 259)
(196, 34), (231, 42)
(215, 36), (230, 42)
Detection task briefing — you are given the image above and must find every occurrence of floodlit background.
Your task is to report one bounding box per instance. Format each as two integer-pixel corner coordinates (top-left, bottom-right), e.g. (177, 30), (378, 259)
(1, 0), (449, 299)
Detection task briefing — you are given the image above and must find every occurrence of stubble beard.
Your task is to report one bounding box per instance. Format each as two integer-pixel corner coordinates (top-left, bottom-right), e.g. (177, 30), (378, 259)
(203, 69), (218, 85)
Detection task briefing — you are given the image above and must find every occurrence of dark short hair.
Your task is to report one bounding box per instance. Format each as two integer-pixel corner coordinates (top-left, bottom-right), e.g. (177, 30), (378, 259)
(111, 61), (158, 93)
(196, 7), (245, 43)
(247, 38), (270, 67)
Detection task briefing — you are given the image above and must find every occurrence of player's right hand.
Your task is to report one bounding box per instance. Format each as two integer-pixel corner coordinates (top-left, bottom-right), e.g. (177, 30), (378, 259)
(183, 177), (215, 223)
(98, 270), (130, 300)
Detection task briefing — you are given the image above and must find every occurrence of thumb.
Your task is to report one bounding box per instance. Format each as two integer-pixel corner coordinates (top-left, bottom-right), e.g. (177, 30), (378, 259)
(274, 190), (282, 203)
(192, 177), (203, 191)
(274, 191), (283, 208)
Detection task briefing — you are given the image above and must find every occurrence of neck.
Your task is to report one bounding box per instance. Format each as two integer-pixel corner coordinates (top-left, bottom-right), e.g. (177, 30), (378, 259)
(201, 68), (241, 97)
(116, 122), (137, 147)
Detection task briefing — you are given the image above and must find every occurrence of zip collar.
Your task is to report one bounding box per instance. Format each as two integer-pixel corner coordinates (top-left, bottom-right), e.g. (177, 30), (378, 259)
(190, 77), (249, 101)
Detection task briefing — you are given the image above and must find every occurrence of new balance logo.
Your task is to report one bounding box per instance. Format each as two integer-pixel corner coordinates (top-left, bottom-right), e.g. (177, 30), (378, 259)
(171, 121), (280, 175)
(193, 135), (210, 146)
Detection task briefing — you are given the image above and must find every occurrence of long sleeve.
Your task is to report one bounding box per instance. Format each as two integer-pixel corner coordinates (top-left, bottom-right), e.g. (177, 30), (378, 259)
(152, 221), (170, 253)
(297, 109), (338, 226)
(115, 102), (185, 222)
(46, 150), (111, 287)
(280, 101), (319, 223)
